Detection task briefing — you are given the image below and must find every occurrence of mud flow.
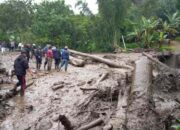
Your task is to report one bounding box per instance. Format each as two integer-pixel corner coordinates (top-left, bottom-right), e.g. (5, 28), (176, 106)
(0, 51), (180, 130)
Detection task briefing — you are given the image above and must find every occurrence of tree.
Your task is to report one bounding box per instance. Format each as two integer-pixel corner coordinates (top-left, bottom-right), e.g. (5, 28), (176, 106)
(97, 0), (130, 49)
(31, 0), (74, 46)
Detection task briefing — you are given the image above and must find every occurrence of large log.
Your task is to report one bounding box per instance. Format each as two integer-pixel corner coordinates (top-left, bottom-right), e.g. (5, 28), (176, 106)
(105, 74), (128, 129)
(69, 49), (133, 69)
(126, 57), (162, 129)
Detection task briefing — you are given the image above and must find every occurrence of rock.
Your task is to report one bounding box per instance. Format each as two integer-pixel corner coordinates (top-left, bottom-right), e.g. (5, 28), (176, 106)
(36, 119), (53, 130)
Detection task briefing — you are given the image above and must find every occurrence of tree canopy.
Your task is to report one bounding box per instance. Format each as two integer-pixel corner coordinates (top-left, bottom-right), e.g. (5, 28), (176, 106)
(0, 0), (179, 52)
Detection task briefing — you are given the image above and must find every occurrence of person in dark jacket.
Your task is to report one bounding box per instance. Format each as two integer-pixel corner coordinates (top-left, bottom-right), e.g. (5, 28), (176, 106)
(52, 47), (61, 70)
(12, 50), (32, 96)
(34, 47), (43, 70)
(59, 46), (69, 71)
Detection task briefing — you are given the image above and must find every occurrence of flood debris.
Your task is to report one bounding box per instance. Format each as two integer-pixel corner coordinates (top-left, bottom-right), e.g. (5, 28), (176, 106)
(69, 49), (133, 69)
(52, 84), (64, 91)
(0, 80), (34, 100)
(77, 117), (104, 130)
(0, 52), (180, 130)
(58, 115), (73, 130)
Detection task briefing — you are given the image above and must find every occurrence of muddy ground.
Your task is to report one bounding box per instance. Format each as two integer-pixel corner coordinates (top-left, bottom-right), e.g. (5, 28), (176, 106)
(0, 52), (141, 130)
(0, 51), (180, 130)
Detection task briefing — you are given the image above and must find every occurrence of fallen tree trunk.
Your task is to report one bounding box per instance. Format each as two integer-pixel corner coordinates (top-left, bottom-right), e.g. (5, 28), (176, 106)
(126, 57), (162, 130)
(106, 74), (128, 129)
(69, 56), (85, 67)
(77, 118), (104, 130)
(69, 49), (133, 69)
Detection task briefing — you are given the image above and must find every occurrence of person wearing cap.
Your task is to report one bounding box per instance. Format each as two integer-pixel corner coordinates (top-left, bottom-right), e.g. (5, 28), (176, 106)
(59, 46), (69, 71)
(11, 50), (33, 96)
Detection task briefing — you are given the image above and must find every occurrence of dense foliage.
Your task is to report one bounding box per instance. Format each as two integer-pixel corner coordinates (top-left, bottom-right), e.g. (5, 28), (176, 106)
(0, 0), (179, 52)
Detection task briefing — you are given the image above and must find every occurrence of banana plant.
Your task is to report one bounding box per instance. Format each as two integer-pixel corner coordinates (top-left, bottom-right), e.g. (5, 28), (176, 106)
(165, 11), (180, 29)
(127, 16), (159, 48)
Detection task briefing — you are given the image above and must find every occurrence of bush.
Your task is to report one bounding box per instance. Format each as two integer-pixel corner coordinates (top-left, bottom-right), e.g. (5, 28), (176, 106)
(175, 36), (180, 41)
(159, 45), (174, 52)
(126, 43), (140, 49)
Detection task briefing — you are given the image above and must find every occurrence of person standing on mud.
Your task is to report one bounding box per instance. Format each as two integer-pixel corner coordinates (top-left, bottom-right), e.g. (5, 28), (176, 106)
(59, 46), (69, 72)
(12, 50), (33, 96)
(43, 44), (50, 70)
(46, 46), (53, 71)
(34, 46), (43, 70)
(52, 46), (61, 70)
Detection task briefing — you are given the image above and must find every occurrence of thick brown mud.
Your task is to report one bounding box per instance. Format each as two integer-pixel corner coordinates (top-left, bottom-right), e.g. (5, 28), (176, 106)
(0, 51), (180, 130)
(0, 52), (140, 130)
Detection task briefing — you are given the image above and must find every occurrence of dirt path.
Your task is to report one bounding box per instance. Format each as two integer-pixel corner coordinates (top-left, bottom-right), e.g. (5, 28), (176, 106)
(0, 52), (141, 130)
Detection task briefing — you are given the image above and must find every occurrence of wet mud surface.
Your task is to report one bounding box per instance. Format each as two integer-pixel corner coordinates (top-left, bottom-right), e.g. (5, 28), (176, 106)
(0, 52), (141, 130)
(0, 51), (180, 130)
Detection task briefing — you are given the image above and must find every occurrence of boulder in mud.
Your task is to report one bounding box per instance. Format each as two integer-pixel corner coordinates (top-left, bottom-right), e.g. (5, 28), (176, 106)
(36, 119), (53, 130)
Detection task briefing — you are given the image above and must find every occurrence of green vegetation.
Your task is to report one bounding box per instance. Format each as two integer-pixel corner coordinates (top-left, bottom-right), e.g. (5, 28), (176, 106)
(171, 119), (180, 130)
(0, 0), (179, 52)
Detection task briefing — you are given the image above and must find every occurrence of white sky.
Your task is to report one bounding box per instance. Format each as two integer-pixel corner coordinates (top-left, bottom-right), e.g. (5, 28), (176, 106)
(0, 0), (98, 14)
(65, 0), (98, 14)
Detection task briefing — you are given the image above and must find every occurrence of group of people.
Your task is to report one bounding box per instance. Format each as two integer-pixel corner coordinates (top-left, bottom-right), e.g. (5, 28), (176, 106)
(0, 41), (16, 54)
(35, 45), (70, 72)
(12, 44), (70, 96)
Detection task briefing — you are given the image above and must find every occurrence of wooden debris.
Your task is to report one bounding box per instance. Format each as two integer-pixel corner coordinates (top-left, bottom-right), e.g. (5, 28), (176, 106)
(80, 87), (98, 91)
(69, 49), (133, 69)
(77, 118), (104, 130)
(80, 72), (108, 92)
(58, 115), (73, 130)
(52, 84), (64, 91)
(142, 52), (170, 69)
(1, 80), (34, 100)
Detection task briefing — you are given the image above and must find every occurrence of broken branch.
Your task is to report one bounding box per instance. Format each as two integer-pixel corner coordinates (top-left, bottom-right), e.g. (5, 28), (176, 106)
(77, 117), (104, 130)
